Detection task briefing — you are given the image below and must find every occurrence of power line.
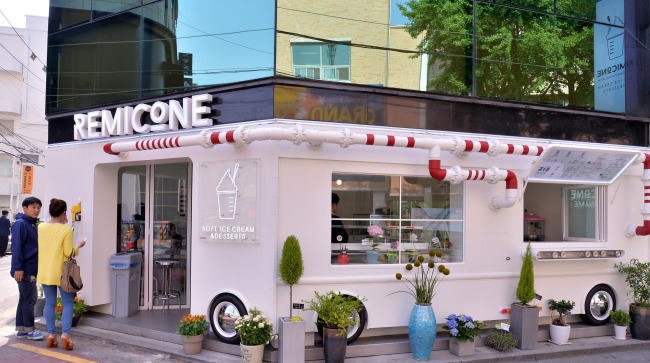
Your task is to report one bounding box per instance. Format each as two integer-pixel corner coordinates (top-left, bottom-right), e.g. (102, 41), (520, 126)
(0, 63), (45, 93)
(0, 9), (46, 67)
(0, 42), (46, 83)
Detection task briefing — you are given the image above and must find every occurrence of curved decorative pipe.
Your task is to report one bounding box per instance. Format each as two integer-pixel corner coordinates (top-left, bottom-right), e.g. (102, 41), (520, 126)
(625, 153), (650, 237)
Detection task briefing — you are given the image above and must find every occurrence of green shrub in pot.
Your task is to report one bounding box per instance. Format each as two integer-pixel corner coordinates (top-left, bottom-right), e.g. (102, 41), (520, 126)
(610, 310), (631, 326)
(304, 291), (365, 335)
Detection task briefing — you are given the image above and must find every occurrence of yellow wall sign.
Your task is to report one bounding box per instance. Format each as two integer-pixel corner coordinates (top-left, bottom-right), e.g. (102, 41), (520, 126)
(21, 165), (33, 194)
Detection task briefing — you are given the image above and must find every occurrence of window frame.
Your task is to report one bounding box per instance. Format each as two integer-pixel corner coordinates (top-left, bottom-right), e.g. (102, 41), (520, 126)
(562, 185), (607, 242)
(291, 39), (352, 83)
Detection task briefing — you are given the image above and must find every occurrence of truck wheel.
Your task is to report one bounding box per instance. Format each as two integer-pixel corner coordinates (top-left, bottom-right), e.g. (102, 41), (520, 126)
(209, 294), (247, 344)
(583, 284), (616, 325)
(316, 296), (367, 344)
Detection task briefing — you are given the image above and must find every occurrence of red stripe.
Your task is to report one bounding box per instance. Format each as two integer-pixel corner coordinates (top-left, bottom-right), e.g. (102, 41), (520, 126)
(464, 140), (473, 151)
(479, 141), (489, 153)
(366, 134), (374, 145)
(174, 137), (180, 147)
(387, 135), (395, 146)
(407, 137), (415, 147)
(210, 132), (221, 144)
(147, 140), (152, 149)
(507, 144), (514, 154)
(103, 143), (120, 155)
(644, 186), (650, 190)
(226, 130), (235, 143)
(522, 145), (529, 155)
(537, 146), (544, 155)
(644, 193), (650, 197)
(135, 141), (141, 150)
(480, 170), (486, 179)
(428, 159), (447, 180)
(157, 139), (162, 148)
(467, 170), (473, 179)
(505, 170), (517, 189)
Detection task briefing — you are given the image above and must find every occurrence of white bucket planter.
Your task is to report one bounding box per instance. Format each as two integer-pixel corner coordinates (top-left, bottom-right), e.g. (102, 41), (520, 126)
(614, 325), (628, 340)
(549, 323), (571, 345)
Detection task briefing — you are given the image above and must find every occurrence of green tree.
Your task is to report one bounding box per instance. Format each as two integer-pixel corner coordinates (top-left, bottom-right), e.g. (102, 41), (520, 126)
(516, 242), (535, 305)
(279, 235), (304, 318)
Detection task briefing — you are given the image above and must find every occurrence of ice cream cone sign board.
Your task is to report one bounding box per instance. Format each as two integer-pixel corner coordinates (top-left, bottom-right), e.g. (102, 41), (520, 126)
(200, 159), (260, 243)
(21, 165), (33, 194)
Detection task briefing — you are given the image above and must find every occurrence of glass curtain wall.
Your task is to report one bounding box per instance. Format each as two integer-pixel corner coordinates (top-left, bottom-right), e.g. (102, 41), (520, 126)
(276, 0), (626, 112)
(47, 0), (275, 114)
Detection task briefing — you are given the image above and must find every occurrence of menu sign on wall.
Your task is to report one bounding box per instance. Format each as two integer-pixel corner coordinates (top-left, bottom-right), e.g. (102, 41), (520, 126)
(200, 159), (259, 242)
(529, 147), (637, 184)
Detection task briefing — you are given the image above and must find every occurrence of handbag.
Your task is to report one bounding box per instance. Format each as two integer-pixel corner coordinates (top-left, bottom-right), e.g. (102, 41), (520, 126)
(61, 250), (83, 293)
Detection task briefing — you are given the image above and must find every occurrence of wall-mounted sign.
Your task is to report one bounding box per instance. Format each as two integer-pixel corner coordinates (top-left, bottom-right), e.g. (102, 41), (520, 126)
(199, 159), (259, 242)
(594, 0), (625, 113)
(528, 146), (637, 184)
(21, 165), (33, 194)
(73, 94), (217, 140)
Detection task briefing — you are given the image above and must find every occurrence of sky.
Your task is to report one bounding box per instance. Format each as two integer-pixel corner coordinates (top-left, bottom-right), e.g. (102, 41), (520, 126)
(0, 0), (49, 28)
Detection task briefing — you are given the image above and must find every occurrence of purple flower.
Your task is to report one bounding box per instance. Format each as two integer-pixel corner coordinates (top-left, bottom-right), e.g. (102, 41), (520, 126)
(447, 314), (457, 321)
(466, 316), (473, 322)
(450, 328), (459, 336)
(446, 319), (458, 329)
(466, 322), (475, 329)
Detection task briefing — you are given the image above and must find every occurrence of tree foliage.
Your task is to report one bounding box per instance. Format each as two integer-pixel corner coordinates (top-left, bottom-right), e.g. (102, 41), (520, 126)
(516, 242), (535, 305)
(279, 235), (304, 318)
(399, 0), (595, 108)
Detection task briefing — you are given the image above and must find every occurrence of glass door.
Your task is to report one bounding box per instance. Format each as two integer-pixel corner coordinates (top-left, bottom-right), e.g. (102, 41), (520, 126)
(118, 162), (190, 309)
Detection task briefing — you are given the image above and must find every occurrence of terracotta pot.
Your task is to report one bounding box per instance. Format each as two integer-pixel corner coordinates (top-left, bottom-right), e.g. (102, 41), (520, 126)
(240, 343), (264, 363)
(181, 334), (204, 355)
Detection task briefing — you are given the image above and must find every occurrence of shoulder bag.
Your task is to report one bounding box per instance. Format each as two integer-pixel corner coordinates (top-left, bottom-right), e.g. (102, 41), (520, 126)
(61, 250), (83, 293)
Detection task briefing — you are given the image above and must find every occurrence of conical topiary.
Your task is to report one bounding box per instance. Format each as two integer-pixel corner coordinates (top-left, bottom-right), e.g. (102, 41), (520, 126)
(279, 235), (304, 318)
(516, 242), (535, 305)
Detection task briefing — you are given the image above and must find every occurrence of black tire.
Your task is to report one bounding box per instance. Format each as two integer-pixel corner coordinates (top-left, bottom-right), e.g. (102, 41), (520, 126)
(316, 295), (368, 344)
(583, 284), (616, 325)
(209, 294), (247, 344)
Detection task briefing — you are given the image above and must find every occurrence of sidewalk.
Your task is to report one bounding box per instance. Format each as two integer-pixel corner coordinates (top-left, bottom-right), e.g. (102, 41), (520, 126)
(35, 316), (650, 362)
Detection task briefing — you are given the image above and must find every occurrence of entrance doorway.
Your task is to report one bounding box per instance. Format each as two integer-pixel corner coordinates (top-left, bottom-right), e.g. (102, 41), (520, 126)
(117, 162), (190, 309)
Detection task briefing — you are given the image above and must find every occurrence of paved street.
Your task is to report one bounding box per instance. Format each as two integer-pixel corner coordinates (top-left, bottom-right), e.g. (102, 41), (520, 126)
(0, 255), (188, 363)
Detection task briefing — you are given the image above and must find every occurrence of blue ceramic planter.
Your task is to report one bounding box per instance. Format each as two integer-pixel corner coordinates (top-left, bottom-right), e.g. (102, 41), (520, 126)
(408, 303), (437, 360)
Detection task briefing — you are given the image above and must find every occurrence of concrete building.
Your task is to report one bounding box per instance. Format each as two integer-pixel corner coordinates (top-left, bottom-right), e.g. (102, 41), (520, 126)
(0, 15), (48, 217)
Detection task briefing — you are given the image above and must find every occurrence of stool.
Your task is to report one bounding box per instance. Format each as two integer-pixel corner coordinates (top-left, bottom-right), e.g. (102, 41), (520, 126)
(155, 259), (180, 310)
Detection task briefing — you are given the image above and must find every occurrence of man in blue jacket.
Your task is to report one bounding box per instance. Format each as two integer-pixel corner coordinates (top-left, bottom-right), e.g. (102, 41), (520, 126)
(11, 197), (44, 340)
(0, 210), (10, 257)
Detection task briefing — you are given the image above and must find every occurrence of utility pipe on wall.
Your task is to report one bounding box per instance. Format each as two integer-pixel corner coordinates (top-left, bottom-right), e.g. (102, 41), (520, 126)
(625, 153), (650, 237)
(102, 124), (545, 211)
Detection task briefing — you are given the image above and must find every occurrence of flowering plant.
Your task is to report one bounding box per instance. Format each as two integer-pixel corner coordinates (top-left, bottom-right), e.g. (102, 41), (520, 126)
(392, 250), (450, 304)
(234, 308), (277, 345)
(176, 314), (210, 336)
(367, 225), (383, 236)
(443, 314), (485, 342)
(55, 296), (88, 320)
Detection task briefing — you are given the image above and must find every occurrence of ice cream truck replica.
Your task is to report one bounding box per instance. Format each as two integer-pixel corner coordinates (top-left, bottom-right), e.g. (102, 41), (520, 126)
(57, 95), (649, 346)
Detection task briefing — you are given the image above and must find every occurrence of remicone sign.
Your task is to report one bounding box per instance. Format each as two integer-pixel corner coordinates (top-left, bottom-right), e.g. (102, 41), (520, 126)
(73, 94), (214, 140)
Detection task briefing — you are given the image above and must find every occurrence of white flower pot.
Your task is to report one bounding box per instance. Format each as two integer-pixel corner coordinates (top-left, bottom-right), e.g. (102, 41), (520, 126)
(614, 324), (627, 340)
(549, 323), (571, 345)
(241, 343), (264, 363)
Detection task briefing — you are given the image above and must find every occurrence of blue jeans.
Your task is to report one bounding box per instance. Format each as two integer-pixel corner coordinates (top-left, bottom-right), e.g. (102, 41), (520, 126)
(16, 275), (37, 332)
(43, 285), (75, 335)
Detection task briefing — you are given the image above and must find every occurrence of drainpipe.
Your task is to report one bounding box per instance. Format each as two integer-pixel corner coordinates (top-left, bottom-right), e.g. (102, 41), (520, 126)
(625, 153), (650, 237)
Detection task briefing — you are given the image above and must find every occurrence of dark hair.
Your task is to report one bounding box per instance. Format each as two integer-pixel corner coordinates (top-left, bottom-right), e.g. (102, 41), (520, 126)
(1, 210), (7, 216)
(22, 197), (42, 208)
(49, 198), (67, 218)
(332, 192), (340, 205)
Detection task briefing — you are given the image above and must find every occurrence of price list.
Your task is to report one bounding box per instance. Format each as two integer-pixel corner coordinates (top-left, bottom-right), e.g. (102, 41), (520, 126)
(529, 148), (636, 183)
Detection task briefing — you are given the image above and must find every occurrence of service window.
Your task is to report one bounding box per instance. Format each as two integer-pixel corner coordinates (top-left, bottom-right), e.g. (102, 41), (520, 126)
(331, 173), (464, 265)
(524, 183), (606, 242)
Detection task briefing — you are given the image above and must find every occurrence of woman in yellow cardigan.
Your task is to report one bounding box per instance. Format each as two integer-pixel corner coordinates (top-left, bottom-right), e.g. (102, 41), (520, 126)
(37, 198), (86, 350)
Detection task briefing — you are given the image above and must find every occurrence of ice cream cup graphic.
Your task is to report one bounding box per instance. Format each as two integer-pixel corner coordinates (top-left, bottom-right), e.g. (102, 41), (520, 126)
(217, 164), (239, 219)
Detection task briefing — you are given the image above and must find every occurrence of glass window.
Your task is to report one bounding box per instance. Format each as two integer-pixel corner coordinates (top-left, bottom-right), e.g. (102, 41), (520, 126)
(523, 183), (606, 242)
(292, 43), (351, 82)
(92, 0), (142, 19)
(331, 174), (463, 265)
(49, 0), (92, 32)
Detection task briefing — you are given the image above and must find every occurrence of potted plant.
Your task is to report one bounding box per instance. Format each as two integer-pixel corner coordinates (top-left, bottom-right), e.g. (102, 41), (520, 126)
(304, 291), (365, 363)
(616, 259), (650, 340)
(392, 250), (450, 360)
(337, 244), (349, 265)
(443, 314), (485, 356)
(55, 295), (88, 327)
(365, 225), (383, 264)
(547, 299), (575, 345)
(485, 327), (518, 352)
(234, 308), (277, 363)
(610, 309), (631, 340)
(176, 314), (210, 355)
(278, 235), (306, 362)
(510, 242), (539, 350)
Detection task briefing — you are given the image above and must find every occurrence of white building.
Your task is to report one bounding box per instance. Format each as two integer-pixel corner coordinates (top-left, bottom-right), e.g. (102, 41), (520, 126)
(0, 15), (48, 217)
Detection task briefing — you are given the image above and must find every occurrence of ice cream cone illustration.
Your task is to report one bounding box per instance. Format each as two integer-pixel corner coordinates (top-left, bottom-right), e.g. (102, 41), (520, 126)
(216, 163), (239, 219)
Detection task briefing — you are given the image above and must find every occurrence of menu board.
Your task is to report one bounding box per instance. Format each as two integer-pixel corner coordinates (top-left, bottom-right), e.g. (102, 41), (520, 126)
(529, 147), (637, 184)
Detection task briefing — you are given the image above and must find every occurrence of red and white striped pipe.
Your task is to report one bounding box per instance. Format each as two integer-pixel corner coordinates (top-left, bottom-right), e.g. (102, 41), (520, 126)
(102, 124), (545, 210)
(625, 153), (650, 237)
